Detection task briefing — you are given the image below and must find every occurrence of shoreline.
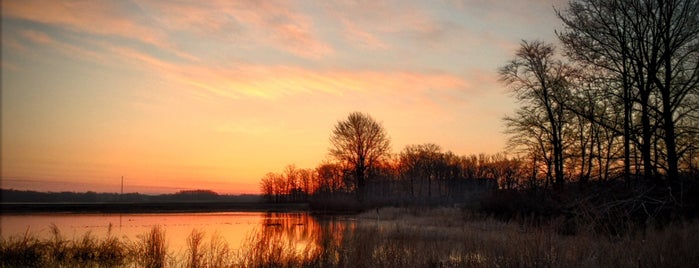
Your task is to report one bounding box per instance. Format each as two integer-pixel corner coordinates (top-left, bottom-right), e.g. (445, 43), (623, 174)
(0, 202), (310, 214)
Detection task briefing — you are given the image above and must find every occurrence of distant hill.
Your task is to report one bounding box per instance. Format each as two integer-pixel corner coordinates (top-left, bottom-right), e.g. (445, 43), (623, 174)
(0, 188), (261, 203)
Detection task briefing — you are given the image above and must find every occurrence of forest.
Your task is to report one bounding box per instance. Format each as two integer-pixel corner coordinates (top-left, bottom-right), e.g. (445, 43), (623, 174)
(260, 0), (699, 228)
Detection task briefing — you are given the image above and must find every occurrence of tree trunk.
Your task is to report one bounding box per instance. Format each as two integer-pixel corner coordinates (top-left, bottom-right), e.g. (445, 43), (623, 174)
(623, 70), (632, 187)
(660, 10), (679, 188)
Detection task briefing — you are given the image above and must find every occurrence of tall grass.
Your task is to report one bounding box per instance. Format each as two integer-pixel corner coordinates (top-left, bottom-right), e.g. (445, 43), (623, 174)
(184, 229), (233, 268)
(0, 224), (168, 267)
(1, 209), (698, 267)
(136, 225), (168, 268)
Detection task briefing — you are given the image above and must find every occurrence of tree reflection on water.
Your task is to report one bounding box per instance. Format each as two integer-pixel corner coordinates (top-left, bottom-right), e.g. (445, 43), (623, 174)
(240, 212), (355, 266)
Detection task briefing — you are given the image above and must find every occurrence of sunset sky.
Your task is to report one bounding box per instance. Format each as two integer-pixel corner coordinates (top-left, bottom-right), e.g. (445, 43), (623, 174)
(1, 0), (565, 194)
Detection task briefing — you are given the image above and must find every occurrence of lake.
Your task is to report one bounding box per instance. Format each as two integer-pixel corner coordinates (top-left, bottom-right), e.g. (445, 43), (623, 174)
(0, 212), (356, 255)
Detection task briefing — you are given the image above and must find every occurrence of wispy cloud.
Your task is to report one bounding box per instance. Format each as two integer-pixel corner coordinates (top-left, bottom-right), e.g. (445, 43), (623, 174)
(341, 19), (388, 50)
(19, 29), (53, 44)
(135, 0), (333, 59)
(2, 0), (197, 61)
(11, 29), (109, 64)
(111, 45), (468, 101)
(322, 0), (448, 45)
(2, 0), (516, 105)
(3, 0), (334, 60)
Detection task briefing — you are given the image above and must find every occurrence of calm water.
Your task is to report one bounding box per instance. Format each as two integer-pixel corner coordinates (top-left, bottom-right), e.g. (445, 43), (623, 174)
(0, 212), (355, 254)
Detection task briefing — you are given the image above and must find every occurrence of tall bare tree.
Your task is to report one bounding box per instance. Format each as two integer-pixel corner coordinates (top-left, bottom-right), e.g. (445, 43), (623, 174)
(500, 41), (574, 189)
(558, 0), (699, 186)
(329, 112), (391, 195)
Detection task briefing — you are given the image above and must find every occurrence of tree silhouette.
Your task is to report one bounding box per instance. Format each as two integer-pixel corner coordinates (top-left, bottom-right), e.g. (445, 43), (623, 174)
(500, 41), (574, 189)
(558, 0), (699, 187)
(329, 112), (391, 197)
(399, 143), (443, 199)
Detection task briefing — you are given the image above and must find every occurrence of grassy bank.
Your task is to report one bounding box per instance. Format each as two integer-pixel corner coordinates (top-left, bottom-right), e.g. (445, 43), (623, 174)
(2, 208), (698, 267)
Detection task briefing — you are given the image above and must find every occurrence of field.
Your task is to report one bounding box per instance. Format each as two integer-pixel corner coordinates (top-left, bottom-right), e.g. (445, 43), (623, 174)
(1, 207), (697, 267)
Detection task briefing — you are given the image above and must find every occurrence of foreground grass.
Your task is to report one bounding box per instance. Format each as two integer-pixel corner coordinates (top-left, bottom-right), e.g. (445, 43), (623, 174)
(2, 208), (698, 267)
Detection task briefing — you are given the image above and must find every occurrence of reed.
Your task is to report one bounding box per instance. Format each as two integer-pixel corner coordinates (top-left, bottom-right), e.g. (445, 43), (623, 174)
(138, 225), (168, 268)
(183, 229), (234, 268)
(185, 229), (204, 268)
(0, 227), (46, 267)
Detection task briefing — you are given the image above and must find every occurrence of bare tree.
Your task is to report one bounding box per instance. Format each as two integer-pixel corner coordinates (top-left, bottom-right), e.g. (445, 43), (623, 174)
(500, 41), (574, 189)
(329, 112), (391, 196)
(399, 143), (443, 199)
(504, 105), (556, 188)
(558, 0), (699, 187)
(260, 173), (275, 202)
(316, 162), (346, 194)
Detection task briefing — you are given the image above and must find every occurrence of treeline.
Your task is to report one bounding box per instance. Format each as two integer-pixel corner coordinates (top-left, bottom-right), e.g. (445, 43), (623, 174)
(258, 112), (513, 208)
(0, 189), (261, 203)
(260, 149), (518, 206)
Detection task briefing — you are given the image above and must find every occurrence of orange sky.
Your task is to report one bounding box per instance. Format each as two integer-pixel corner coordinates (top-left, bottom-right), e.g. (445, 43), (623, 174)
(1, 0), (566, 194)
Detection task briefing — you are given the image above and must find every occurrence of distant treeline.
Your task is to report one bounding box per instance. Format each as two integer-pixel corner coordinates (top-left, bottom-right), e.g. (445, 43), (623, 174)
(259, 113), (504, 209)
(0, 189), (261, 203)
(260, 151), (503, 207)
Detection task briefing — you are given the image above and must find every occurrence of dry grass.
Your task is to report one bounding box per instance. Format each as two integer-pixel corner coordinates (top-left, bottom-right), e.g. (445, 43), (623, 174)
(1, 209), (698, 267)
(136, 225), (168, 268)
(182, 229), (234, 268)
(349, 207), (699, 267)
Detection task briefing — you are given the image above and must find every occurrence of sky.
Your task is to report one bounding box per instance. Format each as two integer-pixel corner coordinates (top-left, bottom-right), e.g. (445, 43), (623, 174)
(1, 0), (566, 194)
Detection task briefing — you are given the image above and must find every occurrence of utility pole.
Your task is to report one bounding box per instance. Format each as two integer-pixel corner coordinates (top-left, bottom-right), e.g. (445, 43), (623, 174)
(121, 176), (124, 197)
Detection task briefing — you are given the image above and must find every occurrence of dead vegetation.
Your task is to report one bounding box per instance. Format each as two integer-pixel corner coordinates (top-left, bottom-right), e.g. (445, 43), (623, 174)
(2, 208), (698, 267)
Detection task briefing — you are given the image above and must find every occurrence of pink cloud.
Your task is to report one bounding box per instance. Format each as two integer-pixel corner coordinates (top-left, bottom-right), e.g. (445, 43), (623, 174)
(2, 0), (196, 61)
(322, 1), (445, 43)
(136, 0), (333, 59)
(108, 45), (468, 102)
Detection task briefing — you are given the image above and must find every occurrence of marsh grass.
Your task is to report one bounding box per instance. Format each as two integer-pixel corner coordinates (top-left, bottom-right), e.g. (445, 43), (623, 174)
(0, 227), (45, 267)
(0, 224), (167, 267)
(137, 225), (168, 268)
(183, 229), (233, 268)
(1, 209), (698, 267)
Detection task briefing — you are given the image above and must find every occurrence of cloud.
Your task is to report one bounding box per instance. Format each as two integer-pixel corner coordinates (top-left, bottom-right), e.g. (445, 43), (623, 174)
(19, 30), (53, 45)
(134, 0), (333, 59)
(110, 45), (469, 101)
(10, 29), (110, 64)
(321, 1), (449, 46)
(3, 0), (489, 105)
(341, 19), (388, 50)
(2, 0), (197, 61)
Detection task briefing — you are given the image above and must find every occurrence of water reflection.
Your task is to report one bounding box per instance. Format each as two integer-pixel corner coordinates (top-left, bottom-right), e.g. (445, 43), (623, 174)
(0, 212), (354, 255)
(255, 213), (352, 251)
(239, 213), (355, 265)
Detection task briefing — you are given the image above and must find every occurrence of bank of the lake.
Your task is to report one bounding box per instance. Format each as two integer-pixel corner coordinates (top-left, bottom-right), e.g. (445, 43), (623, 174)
(0, 201), (309, 214)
